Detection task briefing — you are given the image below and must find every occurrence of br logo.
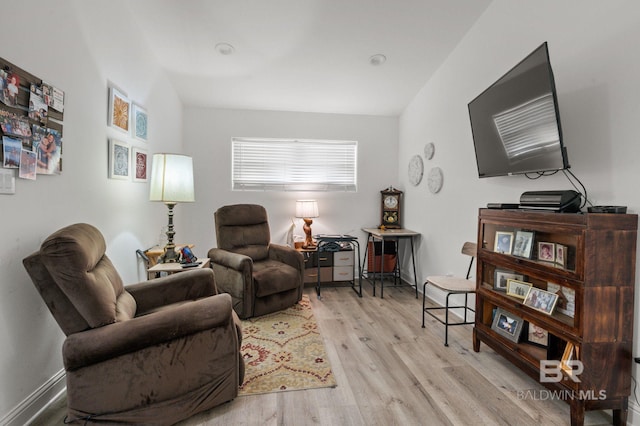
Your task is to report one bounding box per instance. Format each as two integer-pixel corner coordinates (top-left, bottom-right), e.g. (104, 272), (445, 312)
(540, 360), (583, 383)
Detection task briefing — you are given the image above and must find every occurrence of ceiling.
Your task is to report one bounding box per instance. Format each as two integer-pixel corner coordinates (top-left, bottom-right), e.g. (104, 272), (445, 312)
(126, 0), (491, 116)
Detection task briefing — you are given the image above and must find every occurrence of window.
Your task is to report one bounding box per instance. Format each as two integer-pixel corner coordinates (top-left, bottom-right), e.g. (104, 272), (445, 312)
(232, 137), (357, 191)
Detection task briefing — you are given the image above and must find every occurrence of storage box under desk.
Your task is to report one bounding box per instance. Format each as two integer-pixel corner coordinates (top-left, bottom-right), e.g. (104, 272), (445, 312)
(301, 248), (354, 283)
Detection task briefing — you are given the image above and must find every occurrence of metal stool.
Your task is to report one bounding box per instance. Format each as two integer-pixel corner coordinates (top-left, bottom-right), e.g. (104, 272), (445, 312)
(422, 242), (476, 346)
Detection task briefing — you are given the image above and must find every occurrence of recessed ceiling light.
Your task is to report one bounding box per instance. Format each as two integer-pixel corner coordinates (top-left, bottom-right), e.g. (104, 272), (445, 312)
(215, 43), (235, 55)
(369, 54), (386, 66)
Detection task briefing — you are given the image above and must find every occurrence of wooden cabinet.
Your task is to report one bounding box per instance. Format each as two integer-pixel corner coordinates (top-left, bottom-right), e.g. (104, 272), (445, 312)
(473, 209), (637, 426)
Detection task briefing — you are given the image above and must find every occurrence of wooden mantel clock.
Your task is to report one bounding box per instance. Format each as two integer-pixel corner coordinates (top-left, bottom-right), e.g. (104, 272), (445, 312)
(380, 187), (403, 229)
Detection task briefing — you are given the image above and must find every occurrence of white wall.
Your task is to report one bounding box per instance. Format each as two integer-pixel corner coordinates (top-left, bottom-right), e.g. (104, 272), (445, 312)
(399, 0), (640, 422)
(0, 1), (183, 423)
(181, 107), (399, 258)
(5, 0), (640, 423)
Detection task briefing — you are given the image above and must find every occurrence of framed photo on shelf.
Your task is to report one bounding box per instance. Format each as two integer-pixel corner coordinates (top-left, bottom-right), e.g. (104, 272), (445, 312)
(555, 244), (567, 267)
(108, 139), (130, 180)
(523, 287), (559, 315)
(491, 307), (524, 343)
(537, 242), (556, 262)
(526, 322), (549, 347)
(132, 102), (148, 141)
(512, 230), (535, 258)
(506, 279), (532, 300)
(546, 282), (575, 318)
(561, 342), (579, 377)
(132, 147), (148, 182)
(494, 269), (524, 292)
(108, 86), (130, 133)
(494, 231), (514, 254)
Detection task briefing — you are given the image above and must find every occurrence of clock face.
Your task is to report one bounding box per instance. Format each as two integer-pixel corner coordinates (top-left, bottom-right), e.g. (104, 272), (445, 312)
(384, 195), (398, 209)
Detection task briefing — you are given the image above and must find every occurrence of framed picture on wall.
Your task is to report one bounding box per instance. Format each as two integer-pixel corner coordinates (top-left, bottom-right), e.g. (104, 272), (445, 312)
(132, 147), (148, 182)
(132, 103), (148, 142)
(109, 139), (130, 180)
(108, 86), (130, 133)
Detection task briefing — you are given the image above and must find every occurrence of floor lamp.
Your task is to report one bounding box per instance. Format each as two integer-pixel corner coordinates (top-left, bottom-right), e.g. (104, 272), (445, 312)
(149, 153), (195, 263)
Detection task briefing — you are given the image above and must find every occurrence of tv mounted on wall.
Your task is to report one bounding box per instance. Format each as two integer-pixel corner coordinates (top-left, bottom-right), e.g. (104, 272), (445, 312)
(468, 42), (569, 178)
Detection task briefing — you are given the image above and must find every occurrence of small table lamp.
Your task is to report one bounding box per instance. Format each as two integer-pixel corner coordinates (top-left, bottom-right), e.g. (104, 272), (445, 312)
(149, 153), (195, 263)
(296, 200), (319, 249)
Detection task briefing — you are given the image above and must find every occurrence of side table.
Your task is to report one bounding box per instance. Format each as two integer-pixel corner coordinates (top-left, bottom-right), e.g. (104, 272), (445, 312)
(146, 258), (210, 280)
(313, 235), (362, 299)
(144, 244), (195, 268)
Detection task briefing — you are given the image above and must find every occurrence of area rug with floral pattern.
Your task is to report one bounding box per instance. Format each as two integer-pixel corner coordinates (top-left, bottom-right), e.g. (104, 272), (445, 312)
(239, 295), (337, 395)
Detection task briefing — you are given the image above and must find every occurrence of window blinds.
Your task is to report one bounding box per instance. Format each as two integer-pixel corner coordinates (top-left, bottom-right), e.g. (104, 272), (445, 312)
(232, 138), (357, 191)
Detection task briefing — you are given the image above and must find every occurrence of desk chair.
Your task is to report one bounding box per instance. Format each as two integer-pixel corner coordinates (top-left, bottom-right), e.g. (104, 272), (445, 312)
(422, 242), (476, 346)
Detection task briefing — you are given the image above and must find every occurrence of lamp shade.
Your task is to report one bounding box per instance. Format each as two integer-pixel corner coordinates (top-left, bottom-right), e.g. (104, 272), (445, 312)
(149, 153), (195, 203)
(295, 200), (319, 218)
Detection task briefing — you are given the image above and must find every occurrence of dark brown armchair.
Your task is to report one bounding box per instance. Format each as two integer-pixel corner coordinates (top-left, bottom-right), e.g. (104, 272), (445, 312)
(23, 223), (244, 425)
(208, 204), (305, 319)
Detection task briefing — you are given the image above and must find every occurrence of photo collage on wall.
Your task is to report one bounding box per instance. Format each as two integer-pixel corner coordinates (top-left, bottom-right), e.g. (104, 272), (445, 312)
(0, 61), (65, 183)
(107, 83), (148, 182)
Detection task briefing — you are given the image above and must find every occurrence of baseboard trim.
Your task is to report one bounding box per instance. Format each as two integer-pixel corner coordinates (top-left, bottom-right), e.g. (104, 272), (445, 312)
(629, 399), (640, 425)
(1, 369), (65, 426)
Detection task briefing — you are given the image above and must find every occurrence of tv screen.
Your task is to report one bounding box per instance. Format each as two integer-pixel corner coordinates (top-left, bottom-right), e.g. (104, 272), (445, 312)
(468, 42), (569, 178)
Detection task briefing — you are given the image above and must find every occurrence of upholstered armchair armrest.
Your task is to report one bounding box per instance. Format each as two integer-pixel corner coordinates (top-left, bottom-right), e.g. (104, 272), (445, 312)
(269, 243), (304, 271)
(207, 248), (252, 272)
(127, 268), (217, 316)
(63, 293), (234, 371)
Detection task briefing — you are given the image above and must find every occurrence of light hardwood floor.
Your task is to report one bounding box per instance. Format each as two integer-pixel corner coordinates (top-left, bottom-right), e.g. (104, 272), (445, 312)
(32, 284), (614, 426)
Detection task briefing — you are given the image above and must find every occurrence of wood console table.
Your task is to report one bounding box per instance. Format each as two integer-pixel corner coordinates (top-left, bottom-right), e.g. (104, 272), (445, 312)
(361, 228), (419, 298)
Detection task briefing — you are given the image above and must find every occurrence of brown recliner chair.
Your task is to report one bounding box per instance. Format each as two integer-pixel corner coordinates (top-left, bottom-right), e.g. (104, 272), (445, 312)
(208, 204), (305, 319)
(22, 223), (244, 425)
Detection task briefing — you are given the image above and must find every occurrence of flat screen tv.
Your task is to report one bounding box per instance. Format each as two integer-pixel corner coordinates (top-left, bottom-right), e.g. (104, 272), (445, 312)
(468, 42), (569, 178)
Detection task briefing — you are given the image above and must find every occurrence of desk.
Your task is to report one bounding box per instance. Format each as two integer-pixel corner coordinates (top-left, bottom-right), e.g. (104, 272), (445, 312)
(361, 228), (419, 298)
(147, 258), (210, 279)
(313, 235), (362, 299)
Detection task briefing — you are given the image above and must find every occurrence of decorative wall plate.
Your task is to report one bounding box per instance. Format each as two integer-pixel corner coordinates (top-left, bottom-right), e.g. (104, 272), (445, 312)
(427, 167), (443, 193)
(408, 154), (424, 186)
(424, 142), (435, 160)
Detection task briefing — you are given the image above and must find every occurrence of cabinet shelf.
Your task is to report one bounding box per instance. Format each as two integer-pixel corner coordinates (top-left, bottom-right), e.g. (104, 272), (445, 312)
(480, 248), (581, 281)
(478, 285), (578, 338)
(475, 325), (581, 393)
(474, 209), (637, 426)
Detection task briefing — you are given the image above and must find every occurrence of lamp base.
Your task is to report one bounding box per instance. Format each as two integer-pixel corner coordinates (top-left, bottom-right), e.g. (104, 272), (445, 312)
(160, 202), (181, 263)
(161, 245), (181, 263)
(302, 218), (316, 249)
